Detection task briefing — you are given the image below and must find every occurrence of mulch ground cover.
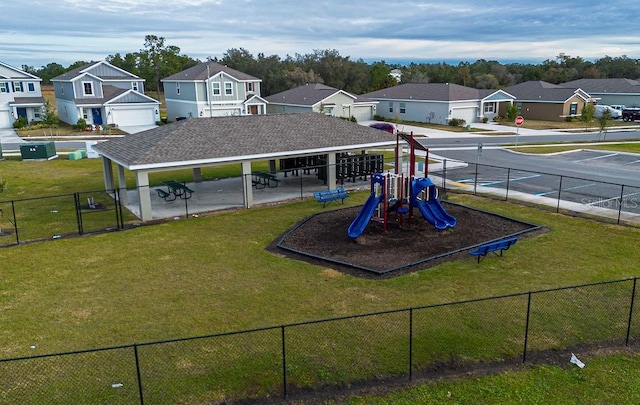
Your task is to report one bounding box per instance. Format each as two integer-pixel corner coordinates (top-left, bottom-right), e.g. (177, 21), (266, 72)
(275, 202), (542, 278)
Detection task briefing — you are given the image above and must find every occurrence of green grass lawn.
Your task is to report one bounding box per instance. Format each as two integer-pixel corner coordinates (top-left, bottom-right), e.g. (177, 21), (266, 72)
(3, 154), (640, 402)
(512, 142), (640, 155)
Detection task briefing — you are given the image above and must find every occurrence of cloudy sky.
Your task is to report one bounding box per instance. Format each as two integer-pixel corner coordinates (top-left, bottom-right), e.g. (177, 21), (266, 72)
(4, 0), (639, 69)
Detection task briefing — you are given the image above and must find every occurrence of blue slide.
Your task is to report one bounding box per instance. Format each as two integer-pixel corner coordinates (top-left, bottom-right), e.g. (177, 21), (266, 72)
(348, 194), (382, 238)
(411, 178), (456, 230)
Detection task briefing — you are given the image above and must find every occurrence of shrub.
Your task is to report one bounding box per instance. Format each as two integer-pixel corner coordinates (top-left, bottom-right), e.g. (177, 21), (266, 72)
(373, 114), (385, 121)
(73, 118), (87, 130)
(350, 116), (358, 123)
(482, 117), (489, 123)
(448, 118), (466, 127)
(12, 116), (28, 129)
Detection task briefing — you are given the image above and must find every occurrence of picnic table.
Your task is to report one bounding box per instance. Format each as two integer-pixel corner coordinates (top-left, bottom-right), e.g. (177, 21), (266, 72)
(156, 180), (194, 201)
(252, 172), (280, 189)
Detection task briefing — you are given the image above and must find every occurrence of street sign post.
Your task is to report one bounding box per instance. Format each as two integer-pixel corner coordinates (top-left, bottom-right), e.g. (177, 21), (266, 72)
(514, 116), (524, 148)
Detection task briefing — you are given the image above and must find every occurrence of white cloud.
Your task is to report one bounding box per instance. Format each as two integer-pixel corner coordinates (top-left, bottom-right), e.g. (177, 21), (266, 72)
(3, 0), (640, 68)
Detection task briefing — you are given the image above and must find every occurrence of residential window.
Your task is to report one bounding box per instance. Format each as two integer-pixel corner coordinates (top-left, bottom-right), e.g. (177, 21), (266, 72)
(176, 83), (180, 95)
(131, 82), (138, 92)
(484, 102), (496, 114)
(246, 82), (254, 92)
(515, 102), (522, 114)
(12, 82), (23, 92)
(60, 84), (64, 95)
(399, 102), (406, 114)
(82, 81), (93, 96)
(224, 82), (233, 96)
(83, 109), (88, 119)
(570, 102), (578, 115)
(388, 102), (393, 113)
(0, 83), (8, 93)
(27, 82), (35, 92)
(212, 82), (220, 95)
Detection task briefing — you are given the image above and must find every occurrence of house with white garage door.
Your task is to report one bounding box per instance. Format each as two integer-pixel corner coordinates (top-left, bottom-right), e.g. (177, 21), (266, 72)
(265, 83), (378, 122)
(0, 61), (46, 129)
(51, 61), (160, 130)
(162, 61), (267, 121)
(360, 83), (515, 125)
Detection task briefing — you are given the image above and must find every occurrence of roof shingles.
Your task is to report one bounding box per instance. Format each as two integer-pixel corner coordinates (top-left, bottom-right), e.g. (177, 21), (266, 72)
(94, 113), (396, 168)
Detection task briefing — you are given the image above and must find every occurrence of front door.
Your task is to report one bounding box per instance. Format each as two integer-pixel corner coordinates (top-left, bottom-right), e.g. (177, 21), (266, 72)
(249, 105), (258, 115)
(92, 108), (103, 125)
(16, 108), (27, 118)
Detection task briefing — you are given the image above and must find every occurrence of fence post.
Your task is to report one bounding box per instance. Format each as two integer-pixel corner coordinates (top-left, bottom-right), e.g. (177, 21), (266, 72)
(505, 168), (511, 201)
(442, 159), (447, 191)
(11, 200), (19, 245)
(133, 344), (145, 405)
(300, 171), (304, 200)
(618, 185), (625, 225)
(281, 325), (287, 400)
(74, 192), (84, 235)
(626, 278), (637, 346)
(556, 176), (563, 213)
(408, 308), (413, 381)
(474, 163), (478, 195)
(522, 292), (532, 363)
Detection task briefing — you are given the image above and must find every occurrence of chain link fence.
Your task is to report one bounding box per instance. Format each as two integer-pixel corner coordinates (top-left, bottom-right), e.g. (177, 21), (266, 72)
(2, 278), (639, 403)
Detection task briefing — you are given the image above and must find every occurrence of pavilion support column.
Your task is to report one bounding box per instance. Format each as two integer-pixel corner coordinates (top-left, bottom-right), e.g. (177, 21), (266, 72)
(192, 167), (202, 183)
(268, 159), (277, 174)
(116, 164), (128, 206)
(101, 157), (114, 191)
(327, 153), (337, 190)
(136, 171), (153, 222)
(241, 161), (253, 208)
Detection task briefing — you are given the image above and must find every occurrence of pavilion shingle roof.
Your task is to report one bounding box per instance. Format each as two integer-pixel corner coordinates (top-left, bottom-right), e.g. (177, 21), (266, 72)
(162, 61), (260, 82)
(93, 113), (396, 168)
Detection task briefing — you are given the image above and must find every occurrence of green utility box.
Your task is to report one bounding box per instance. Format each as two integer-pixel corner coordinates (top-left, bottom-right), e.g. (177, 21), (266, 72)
(20, 142), (58, 161)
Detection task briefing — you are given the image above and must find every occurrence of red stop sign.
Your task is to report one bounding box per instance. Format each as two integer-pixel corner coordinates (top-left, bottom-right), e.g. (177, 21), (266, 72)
(515, 116), (524, 126)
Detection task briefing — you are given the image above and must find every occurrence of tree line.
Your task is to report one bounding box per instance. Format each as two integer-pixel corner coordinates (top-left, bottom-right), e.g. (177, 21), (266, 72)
(21, 36), (640, 97)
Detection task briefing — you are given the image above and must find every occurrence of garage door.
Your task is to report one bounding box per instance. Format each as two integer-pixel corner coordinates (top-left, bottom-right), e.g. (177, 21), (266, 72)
(112, 108), (155, 126)
(0, 111), (11, 129)
(451, 107), (477, 124)
(352, 106), (374, 122)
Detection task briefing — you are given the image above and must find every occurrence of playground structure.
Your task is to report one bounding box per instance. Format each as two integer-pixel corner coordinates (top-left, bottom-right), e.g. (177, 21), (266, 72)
(347, 132), (456, 238)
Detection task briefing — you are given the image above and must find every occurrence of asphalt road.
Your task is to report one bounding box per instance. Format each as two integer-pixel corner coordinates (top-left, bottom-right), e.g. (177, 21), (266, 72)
(430, 148), (640, 215)
(419, 129), (640, 149)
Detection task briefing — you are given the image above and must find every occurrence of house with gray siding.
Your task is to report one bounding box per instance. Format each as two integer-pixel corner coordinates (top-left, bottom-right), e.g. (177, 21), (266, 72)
(162, 62), (267, 120)
(360, 83), (515, 125)
(265, 83), (377, 122)
(560, 78), (640, 108)
(0, 61), (46, 129)
(51, 60), (160, 129)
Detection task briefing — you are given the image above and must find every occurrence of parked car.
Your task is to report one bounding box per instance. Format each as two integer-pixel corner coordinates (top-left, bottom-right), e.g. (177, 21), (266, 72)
(610, 104), (626, 112)
(594, 105), (622, 119)
(622, 108), (640, 122)
(369, 122), (396, 133)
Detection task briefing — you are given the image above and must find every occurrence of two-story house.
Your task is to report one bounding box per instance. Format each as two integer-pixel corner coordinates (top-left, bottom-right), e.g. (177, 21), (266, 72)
(0, 61), (46, 129)
(161, 61), (267, 120)
(51, 60), (160, 130)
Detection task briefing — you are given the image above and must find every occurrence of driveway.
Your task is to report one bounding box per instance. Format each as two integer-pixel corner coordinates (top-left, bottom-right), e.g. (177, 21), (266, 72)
(0, 128), (25, 145)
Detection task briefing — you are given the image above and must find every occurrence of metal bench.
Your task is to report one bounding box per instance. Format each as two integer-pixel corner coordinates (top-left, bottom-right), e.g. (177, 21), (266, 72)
(469, 237), (518, 263)
(314, 188), (350, 207)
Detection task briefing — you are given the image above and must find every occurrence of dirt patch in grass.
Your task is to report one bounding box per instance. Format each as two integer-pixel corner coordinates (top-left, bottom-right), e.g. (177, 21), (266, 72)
(274, 202), (543, 278)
